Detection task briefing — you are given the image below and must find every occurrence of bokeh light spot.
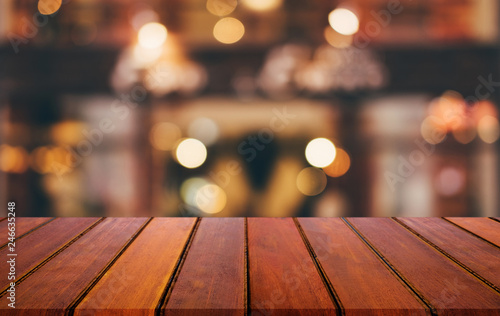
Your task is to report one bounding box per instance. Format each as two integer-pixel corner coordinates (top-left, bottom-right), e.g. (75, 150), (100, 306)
(0, 145), (29, 174)
(435, 167), (465, 196)
(305, 138), (336, 168)
(38, 0), (62, 15)
(296, 167), (327, 196)
(195, 184), (227, 214)
(323, 148), (350, 177)
(138, 22), (168, 49)
(477, 115), (500, 143)
(328, 8), (359, 36)
(213, 18), (245, 44)
(175, 138), (207, 168)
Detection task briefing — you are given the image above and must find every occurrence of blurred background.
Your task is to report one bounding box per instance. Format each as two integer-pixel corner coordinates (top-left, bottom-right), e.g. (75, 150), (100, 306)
(0, 0), (499, 217)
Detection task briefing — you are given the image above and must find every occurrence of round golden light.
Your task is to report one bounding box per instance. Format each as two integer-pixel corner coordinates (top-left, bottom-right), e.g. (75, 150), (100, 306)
(38, 0), (62, 15)
(478, 115), (500, 144)
(206, 0), (238, 16)
(213, 18), (245, 44)
(195, 184), (227, 214)
(138, 22), (168, 49)
(296, 167), (327, 196)
(328, 8), (359, 36)
(323, 148), (350, 177)
(175, 138), (207, 169)
(305, 138), (336, 168)
(0, 145), (28, 173)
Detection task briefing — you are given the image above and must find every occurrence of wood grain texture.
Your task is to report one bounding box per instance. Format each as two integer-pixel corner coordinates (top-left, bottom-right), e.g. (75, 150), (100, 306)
(0, 218), (52, 247)
(445, 217), (500, 247)
(74, 218), (196, 316)
(0, 217), (148, 316)
(0, 217), (101, 291)
(248, 218), (336, 315)
(298, 218), (428, 316)
(348, 218), (500, 315)
(164, 218), (245, 316)
(397, 217), (500, 289)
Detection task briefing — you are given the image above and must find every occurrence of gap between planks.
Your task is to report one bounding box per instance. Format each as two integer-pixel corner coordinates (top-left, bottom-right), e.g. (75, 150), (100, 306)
(0, 217), (56, 250)
(67, 217), (155, 315)
(292, 218), (344, 315)
(0, 217), (106, 297)
(341, 218), (438, 316)
(155, 217), (201, 316)
(490, 217), (500, 224)
(392, 217), (500, 294)
(442, 218), (500, 250)
(244, 217), (249, 316)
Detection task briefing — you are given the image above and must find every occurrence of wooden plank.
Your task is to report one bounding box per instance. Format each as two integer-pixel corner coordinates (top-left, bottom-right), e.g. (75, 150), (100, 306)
(0, 217), (101, 291)
(164, 218), (245, 316)
(445, 217), (500, 247)
(74, 218), (196, 316)
(248, 218), (336, 315)
(0, 217), (148, 315)
(298, 218), (428, 315)
(398, 217), (500, 290)
(348, 218), (500, 315)
(0, 218), (53, 247)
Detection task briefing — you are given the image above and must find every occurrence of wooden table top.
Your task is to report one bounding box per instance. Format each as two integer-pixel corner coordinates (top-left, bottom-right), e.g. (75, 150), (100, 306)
(0, 217), (499, 315)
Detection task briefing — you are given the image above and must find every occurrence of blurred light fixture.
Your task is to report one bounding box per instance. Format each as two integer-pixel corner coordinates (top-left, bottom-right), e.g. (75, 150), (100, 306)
(258, 44), (311, 98)
(150, 122), (182, 151)
(296, 167), (327, 196)
(328, 8), (359, 36)
(241, 0), (283, 12)
(188, 118), (219, 146)
(195, 184), (227, 214)
(323, 148), (350, 177)
(138, 22), (168, 49)
(38, 0), (62, 15)
(263, 44), (386, 94)
(305, 138), (336, 168)
(213, 17), (245, 44)
(477, 115), (500, 143)
(206, 0), (238, 16)
(175, 138), (207, 169)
